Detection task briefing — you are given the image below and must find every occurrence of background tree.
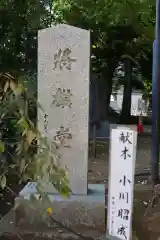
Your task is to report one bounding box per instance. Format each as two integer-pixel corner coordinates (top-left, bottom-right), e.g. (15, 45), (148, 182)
(0, 0), (49, 75)
(52, 0), (154, 119)
(0, 0), (154, 119)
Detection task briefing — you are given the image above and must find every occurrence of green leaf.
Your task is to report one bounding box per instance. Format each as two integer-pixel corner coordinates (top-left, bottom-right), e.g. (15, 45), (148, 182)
(0, 141), (5, 153)
(0, 175), (6, 189)
(17, 117), (29, 130)
(22, 173), (31, 182)
(20, 158), (26, 173)
(26, 130), (36, 145)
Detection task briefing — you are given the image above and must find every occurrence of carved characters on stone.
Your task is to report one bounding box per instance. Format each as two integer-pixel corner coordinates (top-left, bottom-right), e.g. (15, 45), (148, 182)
(44, 113), (49, 133)
(54, 125), (72, 148)
(53, 48), (76, 71)
(52, 88), (73, 108)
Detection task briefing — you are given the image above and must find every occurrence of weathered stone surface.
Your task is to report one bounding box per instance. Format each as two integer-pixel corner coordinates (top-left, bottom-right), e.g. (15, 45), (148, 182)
(14, 197), (105, 230)
(38, 24), (90, 195)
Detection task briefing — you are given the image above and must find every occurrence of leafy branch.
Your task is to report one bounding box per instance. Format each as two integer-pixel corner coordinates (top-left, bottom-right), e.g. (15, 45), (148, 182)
(0, 73), (71, 206)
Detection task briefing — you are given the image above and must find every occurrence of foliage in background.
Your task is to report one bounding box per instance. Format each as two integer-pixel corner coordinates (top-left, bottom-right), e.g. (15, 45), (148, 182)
(0, 73), (71, 201)
(0, 1), (71, 205)
(143, 79), (152, 95)
(0, 0), (154, 121)
(0, 0), (50, 74)
(52, 0), (154, 118)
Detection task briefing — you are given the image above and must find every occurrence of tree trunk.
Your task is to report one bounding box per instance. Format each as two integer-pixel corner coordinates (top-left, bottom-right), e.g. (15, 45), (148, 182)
(120, 59), (132, 123)
(102, 62), (115, 119)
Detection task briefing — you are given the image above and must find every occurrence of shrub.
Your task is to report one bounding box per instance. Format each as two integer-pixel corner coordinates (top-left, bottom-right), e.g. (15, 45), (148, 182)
(0, 73), (71, 204)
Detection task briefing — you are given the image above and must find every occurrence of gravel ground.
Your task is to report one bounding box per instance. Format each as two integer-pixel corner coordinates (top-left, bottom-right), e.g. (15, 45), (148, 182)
(88, 135), (151, 184)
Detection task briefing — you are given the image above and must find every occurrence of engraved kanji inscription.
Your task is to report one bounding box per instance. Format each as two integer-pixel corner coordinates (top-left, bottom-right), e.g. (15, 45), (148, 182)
(54, 125), (72, 148)
(53, 48), (76, 70)
(52, 88), (73, 108)
(44, 113), (48, 133)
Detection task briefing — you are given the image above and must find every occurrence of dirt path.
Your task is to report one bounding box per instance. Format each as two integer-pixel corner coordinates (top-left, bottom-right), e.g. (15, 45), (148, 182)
(0, 135), (156, 240)
(88, 135), (151, 184)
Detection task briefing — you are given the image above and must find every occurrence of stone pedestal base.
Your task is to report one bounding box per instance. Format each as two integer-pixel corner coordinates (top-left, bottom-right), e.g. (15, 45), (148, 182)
(14, 184), (105, 230)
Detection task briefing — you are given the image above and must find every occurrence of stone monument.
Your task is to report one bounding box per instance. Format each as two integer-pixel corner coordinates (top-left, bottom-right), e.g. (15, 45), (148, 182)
(15, 25), (105, 231)
(38, 24), (90, 195)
